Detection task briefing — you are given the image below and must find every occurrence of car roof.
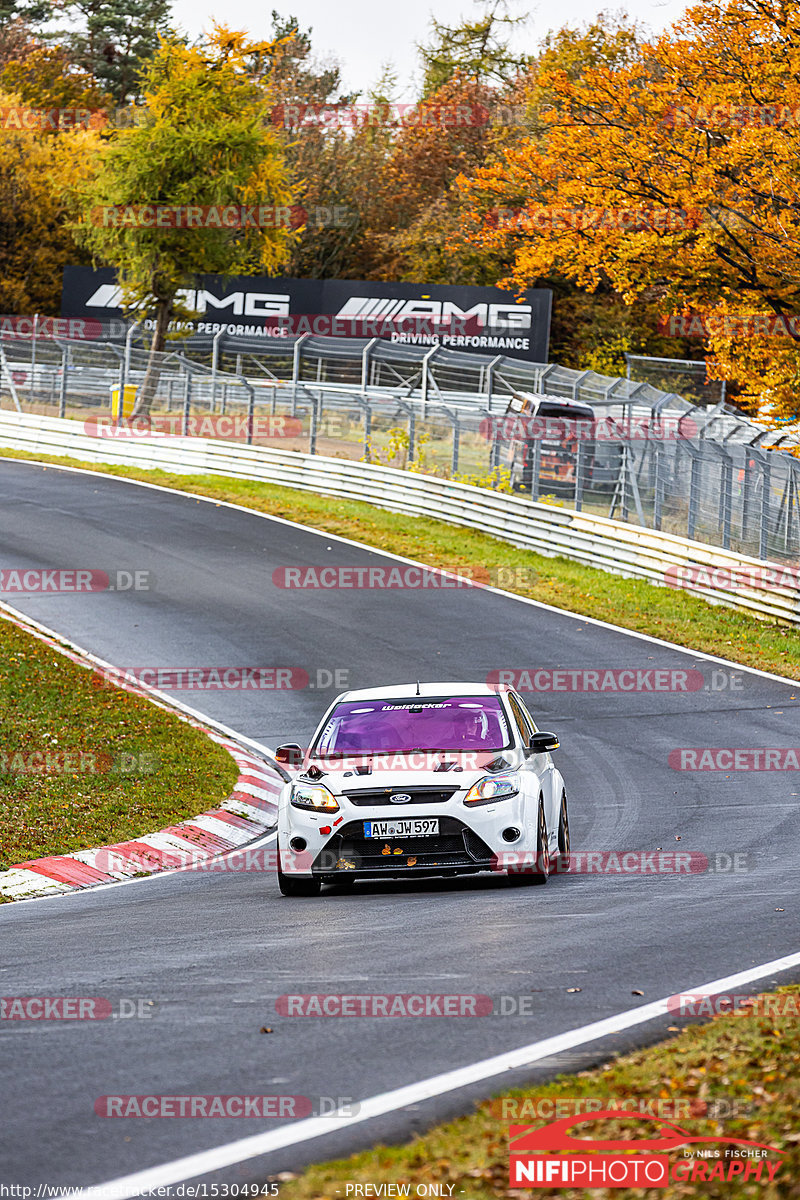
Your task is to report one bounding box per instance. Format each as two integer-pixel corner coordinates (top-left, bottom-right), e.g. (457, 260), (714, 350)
(334, 681), (507, 703)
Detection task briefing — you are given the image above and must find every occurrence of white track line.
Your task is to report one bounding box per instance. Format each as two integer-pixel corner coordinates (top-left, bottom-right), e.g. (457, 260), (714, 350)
(65, 949), (800, 1199)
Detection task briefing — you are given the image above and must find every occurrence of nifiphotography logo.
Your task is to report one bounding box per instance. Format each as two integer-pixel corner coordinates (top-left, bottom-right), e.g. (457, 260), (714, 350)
(508, 1112), (785, 1188)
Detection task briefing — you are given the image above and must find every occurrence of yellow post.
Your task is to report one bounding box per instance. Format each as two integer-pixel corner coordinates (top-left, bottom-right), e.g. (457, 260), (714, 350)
(110, 384), (137, 420)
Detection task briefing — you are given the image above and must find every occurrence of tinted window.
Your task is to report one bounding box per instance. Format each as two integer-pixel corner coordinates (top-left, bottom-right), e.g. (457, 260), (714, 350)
(312, 696), (512, 755)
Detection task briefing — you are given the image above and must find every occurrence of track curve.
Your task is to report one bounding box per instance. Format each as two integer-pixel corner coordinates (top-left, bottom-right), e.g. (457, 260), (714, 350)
(1, 458), (798, 1189)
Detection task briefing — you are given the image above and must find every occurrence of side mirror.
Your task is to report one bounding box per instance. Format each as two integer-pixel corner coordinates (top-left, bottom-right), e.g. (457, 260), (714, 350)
(528, 732), (559, 754)
(275, 743), (304, 767)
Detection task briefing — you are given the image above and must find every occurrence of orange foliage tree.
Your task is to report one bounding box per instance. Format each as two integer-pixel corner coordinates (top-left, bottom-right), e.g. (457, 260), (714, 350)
(457, 0), (800, 420)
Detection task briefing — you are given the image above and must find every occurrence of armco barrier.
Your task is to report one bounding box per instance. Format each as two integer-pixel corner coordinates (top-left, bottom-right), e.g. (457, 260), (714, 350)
(0, 410), (798, 626)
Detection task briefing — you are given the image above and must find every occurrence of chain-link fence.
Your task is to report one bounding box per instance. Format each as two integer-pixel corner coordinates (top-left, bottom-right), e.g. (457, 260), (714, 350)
(624, 353), (727, 408)
(2, 326), (799, 566)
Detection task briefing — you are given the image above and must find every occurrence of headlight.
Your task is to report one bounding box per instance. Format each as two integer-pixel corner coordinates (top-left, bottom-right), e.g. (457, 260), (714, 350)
(464, 773), (519, 807)
(290, 782), (340, 812)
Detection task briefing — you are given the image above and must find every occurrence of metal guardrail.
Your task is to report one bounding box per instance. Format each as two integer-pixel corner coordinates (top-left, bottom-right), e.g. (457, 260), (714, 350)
(3, 332), (800, 562)
(1, 410), (797, 627)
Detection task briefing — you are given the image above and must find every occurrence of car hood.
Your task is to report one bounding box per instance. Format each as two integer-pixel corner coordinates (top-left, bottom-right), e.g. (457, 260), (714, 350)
(297, 754), (523, 794)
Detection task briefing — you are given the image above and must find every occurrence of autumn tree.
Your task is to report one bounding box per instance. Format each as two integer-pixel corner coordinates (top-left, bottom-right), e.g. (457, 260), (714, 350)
(362, 74), (504, 282)
(0, 42), (110, 110)
(0, 88), (97, 312)
(0, 0), (50, 24)
(0, 18), (37, 70)
(256, 11), (374, 279)
(418, 0), (529, 97)
(75, 25), (293, 411)
(49, 0), (173, 105)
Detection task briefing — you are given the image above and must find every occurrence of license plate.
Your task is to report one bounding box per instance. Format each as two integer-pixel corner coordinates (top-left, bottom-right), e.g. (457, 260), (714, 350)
(363, 819), (439, 838)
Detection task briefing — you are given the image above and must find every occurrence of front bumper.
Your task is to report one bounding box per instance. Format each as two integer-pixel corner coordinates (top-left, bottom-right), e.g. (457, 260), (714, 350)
(278, 786), (540, 879)
(310, 816), (495, 878)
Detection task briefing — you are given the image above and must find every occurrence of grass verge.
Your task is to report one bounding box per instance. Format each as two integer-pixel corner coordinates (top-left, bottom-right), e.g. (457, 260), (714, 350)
(1, 447), (799, 682)
(272, 985), (799, 1199)
(0, 612), (239, 870)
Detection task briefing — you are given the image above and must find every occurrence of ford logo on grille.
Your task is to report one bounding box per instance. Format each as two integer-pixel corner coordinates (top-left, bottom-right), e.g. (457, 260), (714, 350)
(390, 793), (412, 804)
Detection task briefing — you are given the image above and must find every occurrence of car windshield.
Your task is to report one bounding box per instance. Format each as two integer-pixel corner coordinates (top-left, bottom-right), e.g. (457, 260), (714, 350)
(312, 696), (512, 756)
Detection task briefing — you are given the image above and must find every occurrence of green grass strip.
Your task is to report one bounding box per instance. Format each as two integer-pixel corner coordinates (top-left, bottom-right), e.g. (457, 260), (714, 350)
(0, 613), (239, 871)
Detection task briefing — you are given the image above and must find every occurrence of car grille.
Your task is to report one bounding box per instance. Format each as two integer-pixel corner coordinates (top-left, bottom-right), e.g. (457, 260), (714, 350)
(312, 818), (494, 875)
(342, 787), (458, 807)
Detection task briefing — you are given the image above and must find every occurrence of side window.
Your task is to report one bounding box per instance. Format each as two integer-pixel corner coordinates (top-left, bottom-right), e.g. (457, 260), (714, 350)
(507, 694), (534, 742)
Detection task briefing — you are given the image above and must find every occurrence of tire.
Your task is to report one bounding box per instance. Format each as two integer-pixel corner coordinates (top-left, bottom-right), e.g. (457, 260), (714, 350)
(277, 843), (321, 897)
(278, 871), (321, 897)
(511, 798), (550, 886)
(558, 791), (570, 863)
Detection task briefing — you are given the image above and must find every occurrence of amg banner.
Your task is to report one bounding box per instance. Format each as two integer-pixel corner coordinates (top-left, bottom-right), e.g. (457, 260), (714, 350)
(61, 266), (552, 361)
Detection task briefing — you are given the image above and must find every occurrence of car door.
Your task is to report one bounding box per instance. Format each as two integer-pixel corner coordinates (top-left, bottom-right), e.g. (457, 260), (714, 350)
(508, 692), (559, 849)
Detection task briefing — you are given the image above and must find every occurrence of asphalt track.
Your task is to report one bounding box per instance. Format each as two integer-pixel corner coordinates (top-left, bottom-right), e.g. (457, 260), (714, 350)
(1, 458), (798, 1190)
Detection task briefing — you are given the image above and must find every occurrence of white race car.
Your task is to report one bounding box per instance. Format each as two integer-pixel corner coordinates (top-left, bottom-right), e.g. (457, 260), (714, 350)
(274, 682), (569, 896)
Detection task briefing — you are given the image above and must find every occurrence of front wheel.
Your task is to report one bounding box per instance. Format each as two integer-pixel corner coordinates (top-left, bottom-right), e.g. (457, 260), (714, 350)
(278, 871), (321, 897)
(511, 799), (550, 886)
(277, 843), (321, 897)
(558, 790), (570, 860)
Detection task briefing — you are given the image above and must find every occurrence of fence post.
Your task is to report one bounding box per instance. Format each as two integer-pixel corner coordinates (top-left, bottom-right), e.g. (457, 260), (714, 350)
(653, 445), (664, 531)
(29, 313), (39, 404)
(530, 438), (541, 501)
(791, 463), (800, 553)
(760, 456), (771, 560)
(124, 321), (138, 381)
(741, 454), (754, 545)
(688, 452), (701, 541)
(485, 355), (503, 412)
(245, 381), (255, 445)
(117, 320), (138, 424)
(58, 345), (68, 419)
(571, 369), (591, 401)
(420, 345), (439, 419)
(574, 438), (584, 512)
(0, 344), (22, 411)
(361, 337), (379, 395)
(407, 408), (416, 464)
(309, 393), (321, 455)
(210, 328), (224, 412)
(363, 401), (372, 462)
(537, 364), (556, 393)
(182, 370), (192, 436)
(451, 413), (460, 476)
(292, 334), (310, 417)
(720, 448), (733, 549)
